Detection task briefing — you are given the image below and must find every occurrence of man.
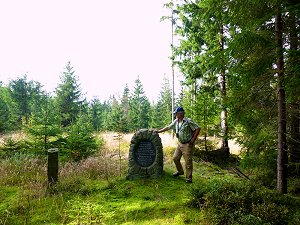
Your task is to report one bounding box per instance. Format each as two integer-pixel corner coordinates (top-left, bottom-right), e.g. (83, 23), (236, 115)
(157, 106), (200, 183)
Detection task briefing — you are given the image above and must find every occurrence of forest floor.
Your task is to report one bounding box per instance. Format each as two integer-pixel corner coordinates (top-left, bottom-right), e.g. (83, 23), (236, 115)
(1, 132), (299, 225)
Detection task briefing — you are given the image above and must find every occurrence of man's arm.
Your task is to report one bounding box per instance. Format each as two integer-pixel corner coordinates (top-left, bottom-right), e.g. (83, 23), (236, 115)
(190, 127), (200, 145)
(157, 126), (170, 133)
(156, 120), (175, 133)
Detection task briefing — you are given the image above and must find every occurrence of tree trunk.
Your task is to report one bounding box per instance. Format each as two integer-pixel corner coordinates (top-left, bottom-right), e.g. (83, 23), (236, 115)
(219, 26), (230, 157)
(172, 10), (175, 124)
(204, 93), (208, 151)
(275, 2), (288, 194)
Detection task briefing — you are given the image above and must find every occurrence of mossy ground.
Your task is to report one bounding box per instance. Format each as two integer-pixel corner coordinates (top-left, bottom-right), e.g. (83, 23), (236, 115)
(1, 132), (299, 225)
(1, 160), (224, 225)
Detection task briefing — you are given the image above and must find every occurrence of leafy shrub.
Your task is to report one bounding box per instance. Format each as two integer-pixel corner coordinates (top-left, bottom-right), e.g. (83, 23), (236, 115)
(288, 178), (300, 194)
(188, 177), (300, 225)
(239, 148), (277, 188)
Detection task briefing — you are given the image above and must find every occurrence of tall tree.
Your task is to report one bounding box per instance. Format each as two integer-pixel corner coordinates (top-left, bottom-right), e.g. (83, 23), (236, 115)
(0, 97), (10, 133)
(151, 77), (172, 128)
(275, 0), (288, 194)
(89, 97), (104, 131)
(166, 0), (231, 155)
(55, 62), (83, 127)
(226, 0), (277, 157)
(129, 77), (151, 131)
(227, 0), (300, 190)
(218, 24), (230, 156)
(108, 95), (123, 132)
(8, 75), (43, 125)
(165, 0), (300, 190)
(286, 0), (300, 165)
(120, 84), (131, 132)
(0, 84), (17, 132)
(8, 75), (30, 124)
(101, 100), (112, 131)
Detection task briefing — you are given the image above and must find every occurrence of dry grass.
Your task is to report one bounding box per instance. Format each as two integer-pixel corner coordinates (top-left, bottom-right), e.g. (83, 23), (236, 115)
(59, 155), (124, 181)
(0, 131), (27, 145)
(0, 156), (46, 185)
(0, 131), (241, 187)
(0, 131), (241, 188)
(100, 131), (177, 156)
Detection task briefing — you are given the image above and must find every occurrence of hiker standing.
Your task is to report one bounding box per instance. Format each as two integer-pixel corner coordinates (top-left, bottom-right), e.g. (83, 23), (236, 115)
(157, 106), (200, 183)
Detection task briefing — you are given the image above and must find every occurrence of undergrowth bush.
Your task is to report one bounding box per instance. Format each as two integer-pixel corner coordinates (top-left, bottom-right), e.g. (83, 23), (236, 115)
(0, 134), (105, 163)
(239, 148), (277, 188)
(188, 177), (300, 225)
(288, 178), (300, 195)
(0, 137), (33, 157)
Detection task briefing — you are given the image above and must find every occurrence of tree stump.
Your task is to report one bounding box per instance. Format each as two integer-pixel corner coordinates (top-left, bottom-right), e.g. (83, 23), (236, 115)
(47, 148), (59, 185)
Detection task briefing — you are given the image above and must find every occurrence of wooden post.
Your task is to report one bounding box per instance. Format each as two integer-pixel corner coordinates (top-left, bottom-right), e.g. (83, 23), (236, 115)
(47, 148), (59, 185)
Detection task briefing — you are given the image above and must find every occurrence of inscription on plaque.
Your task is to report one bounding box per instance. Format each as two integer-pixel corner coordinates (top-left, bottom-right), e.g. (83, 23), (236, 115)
(134, 141), (156, 167)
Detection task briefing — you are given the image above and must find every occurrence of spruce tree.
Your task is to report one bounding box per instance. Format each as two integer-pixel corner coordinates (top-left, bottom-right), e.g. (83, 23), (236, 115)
(25, 94), (62, 151)
(55, 62), (83, 127)
(166, 0), (231, 155)
(286, 0), (300, 164)
(108, 95), (123, 132)
(129, 77), (151, 131)
(120, 84), (131, 132)
(66, 111), (98, 161)
(8, 75), (43, 125)
(89, 97), (104, 131)
(152, 77), (172, 128)
(0, 84), (19, 132)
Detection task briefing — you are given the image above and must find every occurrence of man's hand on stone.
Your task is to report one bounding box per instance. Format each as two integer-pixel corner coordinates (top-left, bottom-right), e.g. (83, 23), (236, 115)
(150, 128), (159, 133)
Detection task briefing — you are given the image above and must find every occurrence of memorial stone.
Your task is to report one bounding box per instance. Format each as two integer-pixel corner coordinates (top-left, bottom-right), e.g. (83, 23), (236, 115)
(127, 129), (163, 180)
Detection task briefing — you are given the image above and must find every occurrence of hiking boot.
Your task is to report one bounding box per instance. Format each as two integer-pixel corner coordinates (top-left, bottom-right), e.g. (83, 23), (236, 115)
(173, 171), (184, 177)
(185, 179), (193, 183)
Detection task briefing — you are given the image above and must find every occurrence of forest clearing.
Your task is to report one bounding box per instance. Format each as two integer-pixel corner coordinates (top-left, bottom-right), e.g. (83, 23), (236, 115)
(1, 0), (300, 224)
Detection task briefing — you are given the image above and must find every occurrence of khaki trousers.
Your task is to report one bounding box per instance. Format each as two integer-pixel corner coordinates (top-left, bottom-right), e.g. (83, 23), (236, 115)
(173, 142), (193, 180)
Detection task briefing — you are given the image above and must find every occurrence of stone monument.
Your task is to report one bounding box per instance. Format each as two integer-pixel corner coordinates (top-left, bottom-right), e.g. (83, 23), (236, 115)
(126, 129), (163, 180)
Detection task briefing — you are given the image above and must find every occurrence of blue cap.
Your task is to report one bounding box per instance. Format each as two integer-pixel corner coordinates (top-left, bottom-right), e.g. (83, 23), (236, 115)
(173, 106), (184, 114)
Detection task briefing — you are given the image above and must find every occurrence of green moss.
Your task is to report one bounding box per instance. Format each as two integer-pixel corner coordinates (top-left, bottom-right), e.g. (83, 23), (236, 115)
(0, 186), (20, 212)
(1, 158), (300, 225)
